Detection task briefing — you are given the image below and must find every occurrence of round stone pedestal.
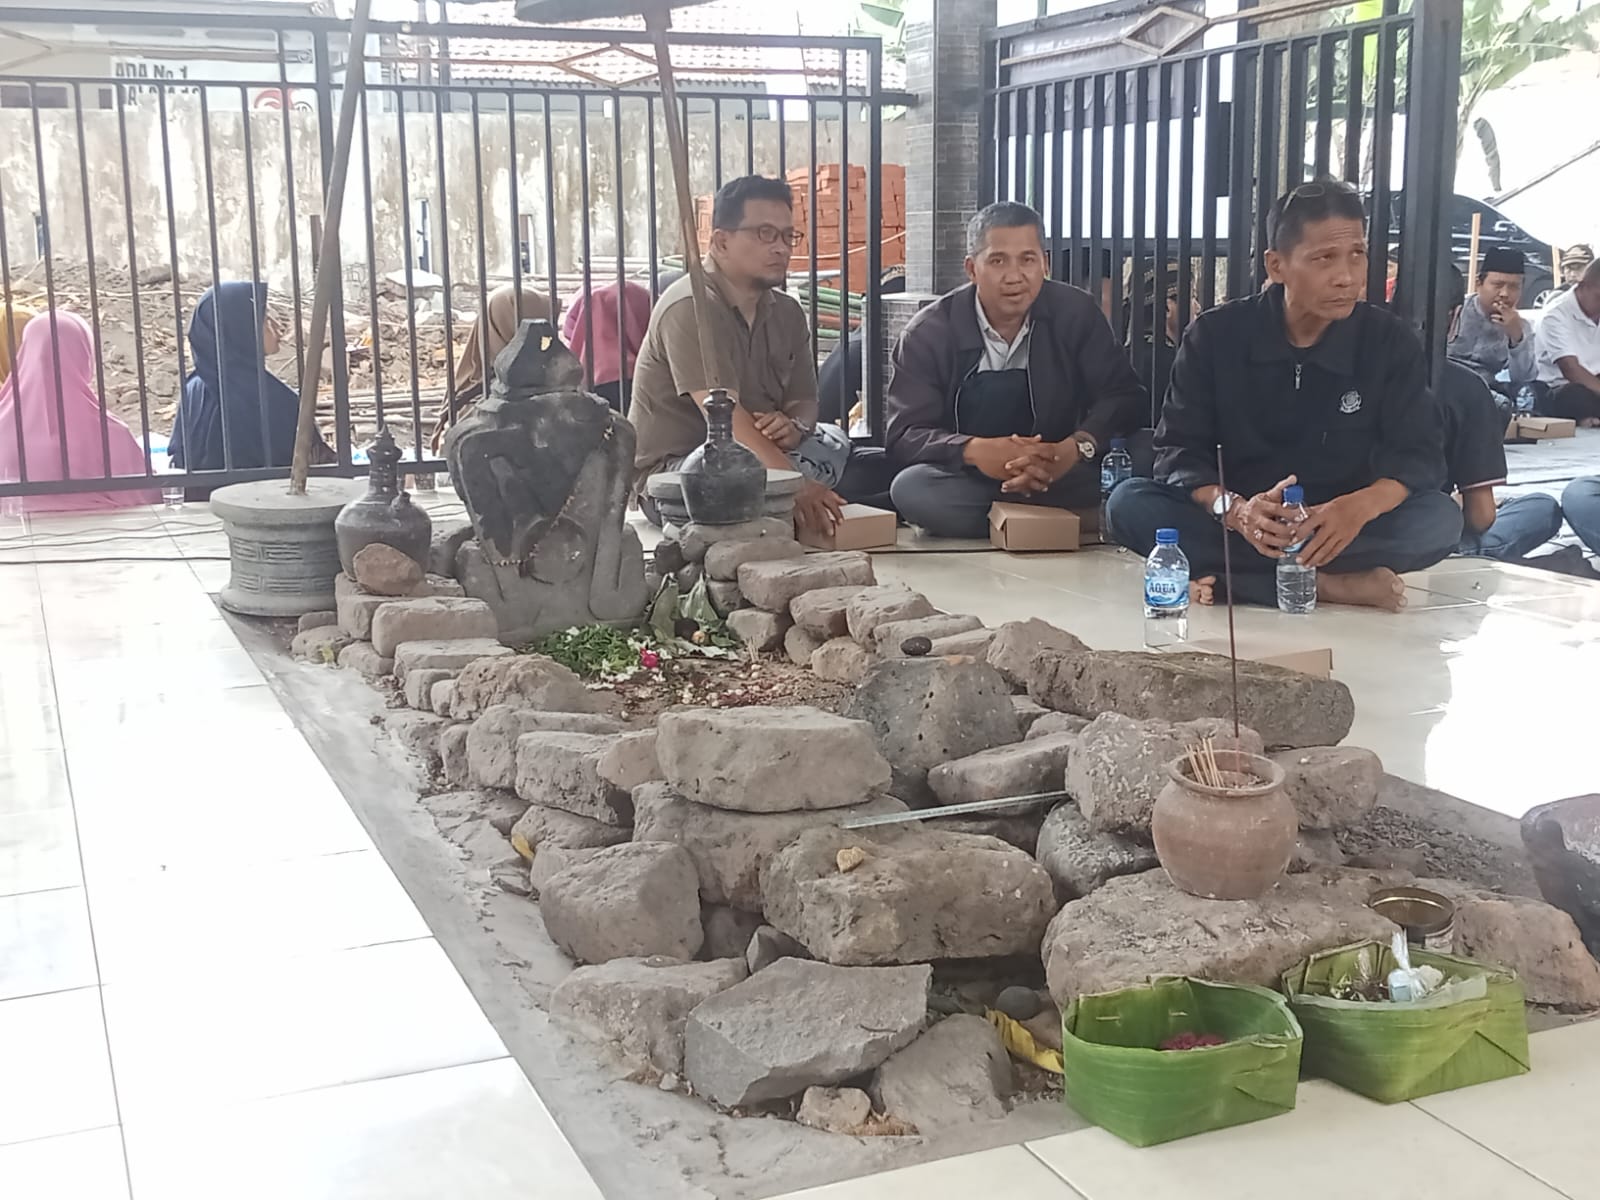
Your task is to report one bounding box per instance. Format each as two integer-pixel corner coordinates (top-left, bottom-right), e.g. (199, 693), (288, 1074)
(210, 478), (365, 617)
(646, 468), (801, 527)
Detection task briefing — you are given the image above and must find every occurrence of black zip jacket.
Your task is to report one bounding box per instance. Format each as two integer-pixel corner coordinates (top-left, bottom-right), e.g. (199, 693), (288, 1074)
(1154, 285), (1446, 505)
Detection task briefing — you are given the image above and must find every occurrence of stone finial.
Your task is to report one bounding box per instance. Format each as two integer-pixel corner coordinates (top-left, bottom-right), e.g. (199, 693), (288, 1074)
(490, 319), (585, 401)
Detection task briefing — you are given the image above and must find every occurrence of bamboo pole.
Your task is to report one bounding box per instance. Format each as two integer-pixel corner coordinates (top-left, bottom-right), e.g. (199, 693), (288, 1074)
(288, 0), (374, 495)
(1466, 211), (1482, 290)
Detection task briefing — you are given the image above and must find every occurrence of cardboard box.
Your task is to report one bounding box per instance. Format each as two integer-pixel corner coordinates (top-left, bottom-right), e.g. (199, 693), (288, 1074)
(989, 502), (1082, 551)
(1184, 636), (1334, 679)
(1516, 415), (1576, 440)
(799, 503), (897, 552)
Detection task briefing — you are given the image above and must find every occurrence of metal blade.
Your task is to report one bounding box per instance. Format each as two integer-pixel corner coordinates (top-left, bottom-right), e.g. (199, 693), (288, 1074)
(839, 790), (1070, 830)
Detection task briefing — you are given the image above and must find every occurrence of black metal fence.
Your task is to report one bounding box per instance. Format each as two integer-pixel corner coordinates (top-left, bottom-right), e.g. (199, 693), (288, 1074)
(984, 0), (1462, 422)
(0, 7), (892, 503)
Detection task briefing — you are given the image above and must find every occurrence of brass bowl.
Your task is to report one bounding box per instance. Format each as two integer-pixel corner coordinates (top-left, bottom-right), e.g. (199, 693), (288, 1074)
(1369, 886), (1456, 947)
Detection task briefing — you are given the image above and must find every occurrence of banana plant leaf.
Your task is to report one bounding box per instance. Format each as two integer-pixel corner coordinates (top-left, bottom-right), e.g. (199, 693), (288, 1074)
(1060, 976), (1303, 1147)
(1282, 941), (1530, 1104)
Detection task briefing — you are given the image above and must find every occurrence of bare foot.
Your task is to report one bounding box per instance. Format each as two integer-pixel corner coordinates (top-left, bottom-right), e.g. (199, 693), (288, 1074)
(1318, 567), (1407, 612)
(1189, 575), (1217, 606)
(1582, 418), (1600, 429)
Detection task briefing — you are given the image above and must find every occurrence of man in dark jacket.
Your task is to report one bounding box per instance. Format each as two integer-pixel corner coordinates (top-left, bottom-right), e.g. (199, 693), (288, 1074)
(1105, 178), (1460, 610)
(885, 202), (1146, 538)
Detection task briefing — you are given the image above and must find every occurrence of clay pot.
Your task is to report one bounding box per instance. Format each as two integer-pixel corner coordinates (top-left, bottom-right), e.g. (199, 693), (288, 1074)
(1152, 749), (1295, 901)
(680, 388), (766, 525)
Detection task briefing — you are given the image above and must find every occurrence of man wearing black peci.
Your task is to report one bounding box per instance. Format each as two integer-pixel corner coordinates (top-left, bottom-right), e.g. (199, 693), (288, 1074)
(1106, 178), (1461, 611)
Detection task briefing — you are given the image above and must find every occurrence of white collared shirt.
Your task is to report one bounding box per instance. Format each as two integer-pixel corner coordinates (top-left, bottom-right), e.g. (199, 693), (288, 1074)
(1535, 287), (1600, 385)
(975, 295), (1032, 373)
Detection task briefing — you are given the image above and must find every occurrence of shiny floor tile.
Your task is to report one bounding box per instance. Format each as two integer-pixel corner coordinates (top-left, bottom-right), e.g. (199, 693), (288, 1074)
(0, 987), (117, 1146)
(1026, 1080), (1564, 1200)
(103, 939), (506, 1120)
(123, 1058), (603, 1200)
(776, 1146), (1084, 1199)
(0, 887), (97, 1001)
(0, 750), (71, 817)
(0, 807), (82, 897)
(89, 850), (429, 984)
(0, 1126), (129, 1200)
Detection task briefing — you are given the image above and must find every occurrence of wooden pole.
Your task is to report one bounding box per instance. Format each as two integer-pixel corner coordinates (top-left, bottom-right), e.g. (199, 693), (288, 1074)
(288, 0), (374, 495)
(1466, 210), (1482, 290)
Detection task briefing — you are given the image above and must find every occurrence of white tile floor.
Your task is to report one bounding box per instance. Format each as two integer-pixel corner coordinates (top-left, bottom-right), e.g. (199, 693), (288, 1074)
(3, 499), (1599, 1200)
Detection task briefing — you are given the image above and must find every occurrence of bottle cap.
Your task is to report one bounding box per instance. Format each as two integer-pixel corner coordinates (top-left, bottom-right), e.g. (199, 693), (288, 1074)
(1110, 437), (1127, 450)
(1155, 527), (1179, 545)
(1283, 485), (1304, 505)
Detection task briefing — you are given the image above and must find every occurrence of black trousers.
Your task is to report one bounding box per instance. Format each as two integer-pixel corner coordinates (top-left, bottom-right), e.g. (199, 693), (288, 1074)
(1537, 382), (1600, 423)
(1104, 478), (1462, 607)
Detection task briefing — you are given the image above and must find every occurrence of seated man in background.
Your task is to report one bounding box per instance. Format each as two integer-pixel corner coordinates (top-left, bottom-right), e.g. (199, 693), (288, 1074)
(1437, 264), (1563, 562)
(1446, 246), (1535, 404)
(1535, 259), (1600, 426)
(1106, 178), (1460, 611)
(885, 201), (1145, 539)
(630, 176), (889, 532)
(561, 277), (652, 413)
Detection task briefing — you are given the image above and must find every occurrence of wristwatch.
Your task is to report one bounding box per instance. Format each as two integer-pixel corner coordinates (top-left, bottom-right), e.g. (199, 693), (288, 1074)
(1210, 491), (1239, 523)
(1075, 437), (1098, 462)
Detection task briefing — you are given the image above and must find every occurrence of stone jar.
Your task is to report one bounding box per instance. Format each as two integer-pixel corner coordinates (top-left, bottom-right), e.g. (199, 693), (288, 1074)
(679, 388), (766, 525)
(1152, 749), (1294, 901)
(335, 427), (432, 575)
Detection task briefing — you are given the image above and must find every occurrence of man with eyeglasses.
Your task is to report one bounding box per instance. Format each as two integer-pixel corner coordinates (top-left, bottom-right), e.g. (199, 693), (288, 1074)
(631, 175), (877, 532)
(1106, 177), (1460, 611)
(884, 201), (1146, 538)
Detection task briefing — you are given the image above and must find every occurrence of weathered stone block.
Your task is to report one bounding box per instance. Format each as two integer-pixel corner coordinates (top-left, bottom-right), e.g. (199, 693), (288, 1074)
(335, 579), (388, 640)
(746, 925), (808, 974)
(451, 654), (594, 720)
(870, 1015), (1012, 1132)
(928, 627), (997, 658)
(790, 584), (879, 638)
(680, 517), (794, 563)
(511, 799), (632, 854)
(707, 579), (743, 617)
(1522, 793), (1600, 959)
(736, 552), (876, 613)
(371, 596), (498, 657)
(986, 619), (1088, 690)
(297, 610), (337, 633)
(467, 704), (625, 790)
(292, 624), (354, 663)
(1272, 746), (1383, 830)
(353, 542), (425, 596)
(796, 1086), (872, 1134)
(540, 843), (704, 964)
(552, 956), (748, 1075)
(784, 624), (825, 665)
(440, 722), (471, 786)
(428, 520), (474, 577)
(514, 731), (633, 826)
(597, 729), (661, 793)
(391, 639), (511, 679)
(336, 639), (393, 680)
(403, 668), (452, 711)
(726, 608), (790, 653)
(810, 638), (874, 684)
(845, 588), (936, 648)
(704, 536), (806, 581)
(701, 905), (766, 960)
(384, 710), (451, 766)
(1034, 801), (1158, 900)
(1026, 711), (1089, 741)
(927, 733), (1076, 805)
(430, 679), (456, 718)
(875, 614), (985, 656)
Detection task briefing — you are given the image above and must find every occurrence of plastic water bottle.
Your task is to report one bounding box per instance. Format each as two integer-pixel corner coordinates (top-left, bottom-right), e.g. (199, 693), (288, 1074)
(1276, 484), (1316, 614)
(1143, 527), (1190, 647)
(1099, 437), (1133, 537)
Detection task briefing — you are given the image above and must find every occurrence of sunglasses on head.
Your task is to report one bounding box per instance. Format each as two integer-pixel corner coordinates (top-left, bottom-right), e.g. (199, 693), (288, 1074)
(1281, 179), (1360, 210)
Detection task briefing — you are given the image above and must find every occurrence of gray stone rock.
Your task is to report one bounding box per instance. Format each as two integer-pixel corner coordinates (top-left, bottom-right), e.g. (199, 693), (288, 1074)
(1068, 712), (1263, 837)
(384, 710), (451, 766)
(704, 536), (807, 581)
(986, 619), (1089, 691)
(796, 1086), (873, 1134)
(922, 811), (1047, 854)
(597, 729), (661, 793)
(468, 704), (626, 789)
(1290, 828), (1347, 872)
(297, 610), (338, 633)
(514, 731), (633, 826)
(761, 827), (1057, 966)
(529, 843), (600, 897)
(428, 521), (474, 578)
(845, 588), (936, 648)
(1030, 649), (1355, 750)
(422, 573), (466, 598)
(354, 541), (426, 596)
(491, 860), (533, 895)
(1521, 793), (1600, 959)
(632, 782), (907, 911)
(870, 1015), (1012, 1133)
(789, 584), (879, 639)
(675, 562), (704, 594)
(656, 706), (892, 813)
(784, 624), (826, 666)
(451, 654), (595, 721)
(927, 733), (1077, 806)
(511, 800), (631, 855)
(736, 552), (876, 613)
(336, 640), (393, 680)
(391, 639), (511, 679)
(702, 905), (766, 961)
(1272, 746), (1383, 830)
(540, 843), (704, 964)
(1035, 801), (1158, 900)
(421, 788), (528, 843)
(440, 723), (471, 786)
(810, 638), (874, 685)
(292, 624), (354, 663)
(430, 679), (456, 718)
(844, 657), (1024, 805)
(1010, 696), (1051, 734)
(335, 574), (387, 638)
(707, 579), (743, 617)
(746, 925), (808, 974)
(928, 627), (997, 658)
(1026, 711), (1090, 741)
(1041, 868), (1396, 1005)
(726, 608), (791, 653)
(683, 958), (930, 1107)
(371, 596), (499, 658)
(994, 987), (1042, 1021)
(680, 517), (794, 564)
(404, 668), (453, 711)
(551, 956), (748, 1075)
(875, 614), (985, 657)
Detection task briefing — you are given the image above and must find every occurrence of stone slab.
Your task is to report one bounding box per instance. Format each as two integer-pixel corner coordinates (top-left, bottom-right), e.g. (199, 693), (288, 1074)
(391, 638), (511, 679)
(540, 843), (704, 964)
(736, 552), (876, 613)
(371, 596), (499, 658)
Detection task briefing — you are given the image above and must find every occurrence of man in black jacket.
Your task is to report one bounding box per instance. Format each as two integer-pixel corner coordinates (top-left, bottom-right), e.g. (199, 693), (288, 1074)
(1105, 179), (1460, 610)
(885, 202), (1146, 538)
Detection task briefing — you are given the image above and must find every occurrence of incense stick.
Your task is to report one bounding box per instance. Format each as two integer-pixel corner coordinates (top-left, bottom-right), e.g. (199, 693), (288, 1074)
(1215, 447), (1242, 742)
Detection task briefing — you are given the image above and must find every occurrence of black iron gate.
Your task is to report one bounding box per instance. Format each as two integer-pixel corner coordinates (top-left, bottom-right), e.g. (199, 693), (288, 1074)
(983, 0), (1461, 420)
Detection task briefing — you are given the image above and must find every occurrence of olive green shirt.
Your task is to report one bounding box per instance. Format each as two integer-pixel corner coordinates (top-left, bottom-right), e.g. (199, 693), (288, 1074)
(629, 265), (818, 487)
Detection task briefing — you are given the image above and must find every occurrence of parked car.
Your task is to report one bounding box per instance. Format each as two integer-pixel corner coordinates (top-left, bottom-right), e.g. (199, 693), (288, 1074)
(1382, 192), (1557, 304)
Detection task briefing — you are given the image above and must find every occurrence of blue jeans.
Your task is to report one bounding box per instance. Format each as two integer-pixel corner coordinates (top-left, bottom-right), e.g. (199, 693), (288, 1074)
(1562, 477), (1600, 555)
(1457, 493), (1563, 561)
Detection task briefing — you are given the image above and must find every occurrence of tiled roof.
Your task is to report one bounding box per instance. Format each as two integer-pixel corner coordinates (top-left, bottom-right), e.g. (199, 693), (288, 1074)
(385, 1), (904, 93)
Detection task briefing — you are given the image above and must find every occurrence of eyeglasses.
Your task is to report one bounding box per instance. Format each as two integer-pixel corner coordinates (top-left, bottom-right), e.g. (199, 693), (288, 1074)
(732, 224), (805, 248)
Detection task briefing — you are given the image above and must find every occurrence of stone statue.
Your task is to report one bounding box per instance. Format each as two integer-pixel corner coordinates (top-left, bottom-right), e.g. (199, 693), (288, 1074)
(443, 319), (648, 643)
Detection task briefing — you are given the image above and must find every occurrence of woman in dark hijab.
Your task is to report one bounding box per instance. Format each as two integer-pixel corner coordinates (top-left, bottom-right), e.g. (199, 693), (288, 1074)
(170, 281), (330, 471)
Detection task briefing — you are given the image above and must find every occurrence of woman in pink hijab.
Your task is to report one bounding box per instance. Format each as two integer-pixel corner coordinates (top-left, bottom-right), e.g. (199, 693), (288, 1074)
(0, 309), (160, 512)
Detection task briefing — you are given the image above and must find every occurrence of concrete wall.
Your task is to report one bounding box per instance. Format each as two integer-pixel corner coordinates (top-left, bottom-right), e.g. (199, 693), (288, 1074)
(0, 100), (905, 301)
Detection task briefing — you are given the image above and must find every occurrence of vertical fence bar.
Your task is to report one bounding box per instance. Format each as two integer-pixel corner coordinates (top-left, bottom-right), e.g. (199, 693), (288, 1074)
(431, 83), (457, 446)
(713, 98), (724, 191)
(1048, 81), (1066, 279)
(276, 33), (308, 433)
(807, 105), (819, 364)
(980, 39), (998, 205)
(314, 30), (351, 467)
(242, 85), (275, 456)
(996, 79), (1013, 201)
(1314, 34), (1337, 177)
(113, 84), (153, 475)
(1029, 83), (1046, 213)
(156, 86), (194, 474)
(1343, 29), (1365, 184)
(470, 91), (492, 408)
(394, 89), (425, 457)
(358, 88), (384, 434)
(541, 95), (559, 345)
(1069, 77), (1085, 289)
(1011, 88), (1027, 203)
(1152, 63), (1171, 421)
(837, 75), (850, 381)
(1254, 45), (1282, 290)
(1177, 56), (1196, 340)
(865, 47), (883, 443)
(646, 96), (660, 299)
(614, 92), (628, 410)
(1286, 41), (1309, 187)
(198, 87), (236, 473)
(72, 83), (113, 478)
(28, 86), (67, 479)
(1130, 66), (1150, 368)
(508, 91), (524, 313)
(1200, 52), (1220, 309)
(0, 152), (25, 484)
(1226, 49), (1257, 299)
(577, 97), (595, 388)
(777, 94), (787, 181)
(1369, 20), (1399, 302)
(744, 97), (756, 178)
(1089, 74), (1105, 312)
(1110, 70), (1127, 336)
